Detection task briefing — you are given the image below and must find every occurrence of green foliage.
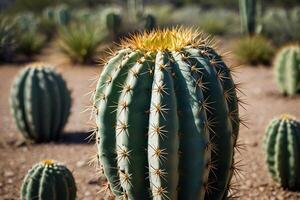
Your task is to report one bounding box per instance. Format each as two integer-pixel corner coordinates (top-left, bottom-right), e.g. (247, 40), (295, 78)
(14, 13), (45, 56)
(0, 17), (16, 62)
(141, 14), (156, 31)
(43, 5), (72, 26)
(261, 7), (300, 45)
(21, 160), (76, 200)
(239, 0), (258, 35)
(233, 36), (275, 65)
(106, 12), (122, 38)
(264, 115), (300, 190)
(93, 31), (240, 199)
(10, 64), (71, 142)
(198, 9), (240, 35)
(58, 21), (107, 63)
(145, 4), (173, 26)
(274, 45), (300, 96)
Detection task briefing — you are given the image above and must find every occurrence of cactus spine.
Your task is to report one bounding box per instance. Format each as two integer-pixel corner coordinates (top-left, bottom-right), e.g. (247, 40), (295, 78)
(21, 160), (77, 200)
(10, 64), (71, 142)
(264, 114), (300, 190)
(274, 45), (300, 96)
(93, 28), (241, 200)
(239, 0), (257, 35)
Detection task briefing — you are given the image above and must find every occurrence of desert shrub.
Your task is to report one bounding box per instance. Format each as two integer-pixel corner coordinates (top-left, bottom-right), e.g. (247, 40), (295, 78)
(58, 21), (107, 63)
(233, 35), (275, 65)
(38, 16), (57, 40)
(261, 7), (300, 45)
(145, 4), (173, 26)
(14, 13), (45, 56)
(198, 9), (239, 35)
(0, 17), (17, 62)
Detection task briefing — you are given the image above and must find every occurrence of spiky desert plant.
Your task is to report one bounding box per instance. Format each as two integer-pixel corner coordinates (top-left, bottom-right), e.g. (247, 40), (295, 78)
(264, 114), (300, 190)
(55, 5), (71, 26)
(93, 28), (242, 199)
(10, 64), (71, 142)
(59, 21), (107, 63)
(106, 12), (122, 39)
(274, 45), (300, 96)
(0, 17), (16, 62)
(239, 0), (257, 35)
(21, 160), (76, 200)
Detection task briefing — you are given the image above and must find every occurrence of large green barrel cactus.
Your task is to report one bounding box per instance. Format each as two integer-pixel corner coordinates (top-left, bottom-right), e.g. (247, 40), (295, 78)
(239, 0), (257, 35)
(21, 160), (77, 200)
(93, 28), (241, 199)
(264, 114), (300, 190)
(10, 64), (71, 142)
(274, 45), (300, 96)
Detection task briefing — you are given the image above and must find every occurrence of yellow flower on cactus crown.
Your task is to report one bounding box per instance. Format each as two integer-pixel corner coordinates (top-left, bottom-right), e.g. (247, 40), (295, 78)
(41, 159), (56, 166)
(280, 114), (296, 121)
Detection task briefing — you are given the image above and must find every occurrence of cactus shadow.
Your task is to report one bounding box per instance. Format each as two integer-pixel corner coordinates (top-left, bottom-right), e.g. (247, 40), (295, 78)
(59, 131), (94, 145)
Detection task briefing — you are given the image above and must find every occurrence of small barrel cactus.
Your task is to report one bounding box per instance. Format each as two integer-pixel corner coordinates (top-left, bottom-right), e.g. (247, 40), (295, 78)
(106, 12), (122, 38)
(264, 114), (300, 190)
(10, 63), (71, 142)
(93, 28), (241, 199)
(274, 45), (300, 96)
(21, 160), (77, 200)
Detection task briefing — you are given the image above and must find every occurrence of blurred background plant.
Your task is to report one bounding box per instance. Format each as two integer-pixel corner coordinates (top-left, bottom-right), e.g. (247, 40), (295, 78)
(233, 35), (275, 65)
(58, 21), (107, 64)
(0, 0), (300, 65)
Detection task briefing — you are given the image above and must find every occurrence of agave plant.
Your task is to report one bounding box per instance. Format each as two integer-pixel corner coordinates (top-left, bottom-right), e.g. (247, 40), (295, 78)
(58, 21), (107, 63)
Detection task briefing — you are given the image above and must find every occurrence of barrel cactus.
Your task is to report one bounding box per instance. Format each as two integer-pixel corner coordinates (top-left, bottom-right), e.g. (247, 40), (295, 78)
(10, 63), (71, 142)
(274, 45), (300, 96)
(264, 114), (300, 190)
(21, 160), (77, 200)
(93, 28), (241, 199)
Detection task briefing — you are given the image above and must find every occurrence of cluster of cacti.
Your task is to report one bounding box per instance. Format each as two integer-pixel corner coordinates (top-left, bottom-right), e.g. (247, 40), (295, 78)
(0, 17), (16, 62)
(106, 12), (122, 38)
(43, 5), (71, 26)
(264, 114), (300, 190)
(93, 28), (241, 199)
(10, 64), (71, 142)
(21, 160), (77, 200)
(274, 45), (300, 96)
(239, 0), (258, 35)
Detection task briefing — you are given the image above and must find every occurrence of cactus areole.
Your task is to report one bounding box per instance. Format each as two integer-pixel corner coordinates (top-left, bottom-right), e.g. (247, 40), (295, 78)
(93, 28), (241, 200)
(20, 160), (77, 200)
(10, 64), (71, 142)
(264, 114), (300, 190)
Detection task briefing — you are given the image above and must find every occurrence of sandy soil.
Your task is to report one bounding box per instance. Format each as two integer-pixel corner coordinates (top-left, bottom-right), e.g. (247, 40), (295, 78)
(1, 43), (300, 200)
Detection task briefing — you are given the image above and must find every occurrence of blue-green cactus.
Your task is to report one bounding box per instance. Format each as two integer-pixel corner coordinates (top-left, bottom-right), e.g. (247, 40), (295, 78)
(93, 28), (241, 200)
(10, 64), (71, 142)
(21, 160), (77, 200)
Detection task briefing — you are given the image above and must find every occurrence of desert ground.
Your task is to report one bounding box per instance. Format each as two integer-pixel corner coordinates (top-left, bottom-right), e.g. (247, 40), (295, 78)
(1, 41), (300, 200)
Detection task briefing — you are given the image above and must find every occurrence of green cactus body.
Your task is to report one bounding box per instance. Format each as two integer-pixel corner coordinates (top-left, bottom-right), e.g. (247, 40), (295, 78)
(106, 12), (121, 38)
(274, 45), (300, 96)
(264, 115), (300, 190)
(10, 64), (71, 142)
(21, 160), (77, 200)
(55, 5), (71, 25)
(93, 28), (240, 200)
(239, 0), (257, 35)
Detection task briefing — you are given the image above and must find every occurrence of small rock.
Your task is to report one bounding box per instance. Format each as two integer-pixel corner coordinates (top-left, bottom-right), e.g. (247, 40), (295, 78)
(76, 161), (85, 168)
(4, 170), (14, 178)
(84, 191), (91, 196)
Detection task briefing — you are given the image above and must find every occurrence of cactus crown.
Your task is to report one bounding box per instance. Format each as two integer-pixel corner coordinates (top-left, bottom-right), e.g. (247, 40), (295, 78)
(41, 159), (55, 166)
(120, 27), (210, 52)
(280, 114), (296, 121)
